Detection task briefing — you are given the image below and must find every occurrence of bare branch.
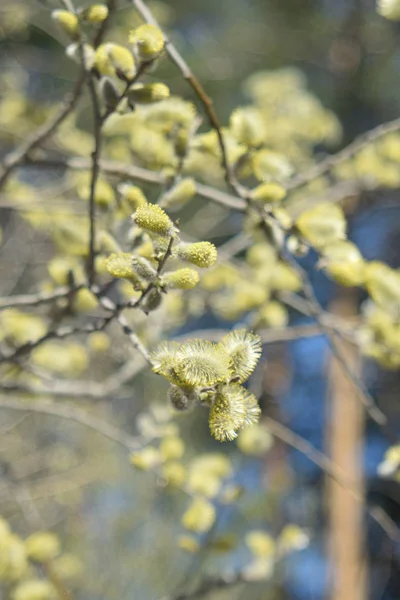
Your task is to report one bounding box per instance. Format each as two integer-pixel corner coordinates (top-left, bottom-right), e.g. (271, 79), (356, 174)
(264, 416), (400, 543)
(167, 573), (246, 600)
(24, 156), (247, 211)
(0, 285), (84, 310)
(0, 71), (86, 191)
(0, 397), (142, 451)
(286, 117), (400, 191)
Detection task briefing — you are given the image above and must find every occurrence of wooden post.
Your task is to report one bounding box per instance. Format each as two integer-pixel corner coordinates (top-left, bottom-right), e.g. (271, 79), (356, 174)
(327, 297), (367, 600)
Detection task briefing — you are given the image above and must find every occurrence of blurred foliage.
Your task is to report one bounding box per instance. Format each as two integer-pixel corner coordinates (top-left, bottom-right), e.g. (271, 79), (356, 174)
(1, 1), (400, 599)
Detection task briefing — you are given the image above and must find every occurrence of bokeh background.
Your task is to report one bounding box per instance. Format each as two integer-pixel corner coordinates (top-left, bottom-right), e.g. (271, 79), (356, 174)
(1, 0), (400, 599)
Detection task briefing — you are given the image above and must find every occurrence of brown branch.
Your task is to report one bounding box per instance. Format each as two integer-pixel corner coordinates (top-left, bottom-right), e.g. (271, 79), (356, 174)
(130, 0), (244, 195)
(86, 74), (103, 286)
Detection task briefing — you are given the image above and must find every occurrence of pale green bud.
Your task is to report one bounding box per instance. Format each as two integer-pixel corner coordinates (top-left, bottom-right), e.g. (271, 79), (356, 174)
(52, 10), (79, 40)
(128, 82), (170, 104)
(141, 287), (163, 313)
(250, 182), (286, 203)
(94, 43), (136, 79)
(12, 580), (55, 600)
(129, 24), (165, 61)
(377, 0), (400, 20)
(181, 498), (216, 533)
(257, 301), (289, 328)
(133, 202), (174, 237)
(175, 242), (217, 268)
(100, 77), (120, 110)
(162, 178), (197, 209)
(319, 241), (365, 287)
(162, 268), (199, 290)
(81, 4), (109, 23)
(131, 256), (157, 281)
(66, 43), (95, 70)
(230, 107), (267, 147)
(118, 184), (147, 210)
(365, 261), (400, 317)
(295, 203), (347, 249)
(25, 532), (60, 563)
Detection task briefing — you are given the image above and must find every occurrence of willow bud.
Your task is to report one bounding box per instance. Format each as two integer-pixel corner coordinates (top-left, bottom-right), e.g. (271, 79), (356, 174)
(160, 435), (185, 461)
(94, 43), (136, 79)
(105, 252), (141, 285)
(252, 149), (293, 182)
(66, 43), (95, 70)
(100, 77), (120, 110)
(168, 385), (193, 412)
(295, 203), (346, 249)
(162, 178), (197, 209)
(257, 301), (289, 328)
(131, 256), (157, 281)
(73, 288), (99, 312)
(377, 0), (400, 20)
(128, 82), (170, 104)
(286, 235), (309, 257)
(161, 268), (199, 290)
(118, 184), (147, 210)
(230, 107), (267, 147)
(13, 581), (56, 600)
(132, 203), (174, 237)
(81, 4), (109, 23)
(52, 10), (79, 40)
(175, 241), (217, 268)
(181, 498), (216, 533)
(130, 447), (161, 470)
(319, 241), (365, 287)
(129, 24), (165, 61)
(174, 128), (190, 158)
(250, 182), (286, 204)
(141, 287), (163, 313)
(365, 261), (400, 317)
(25, 532), (60, 563)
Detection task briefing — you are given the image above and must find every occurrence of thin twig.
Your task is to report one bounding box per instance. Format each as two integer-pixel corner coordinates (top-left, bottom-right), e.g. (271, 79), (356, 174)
(264, 416), (400, 543)
(166, 573), (246, 600)
(24, 156), (246, 210)
(130, 0), (245, 195)
(286, 117), (400, 191)
(86, 75), (103, 285)
(0, 71), (86, 191)
(0, 397), (142, 450)
(0, 285), (84, 310)
(281, 251), (389, 429)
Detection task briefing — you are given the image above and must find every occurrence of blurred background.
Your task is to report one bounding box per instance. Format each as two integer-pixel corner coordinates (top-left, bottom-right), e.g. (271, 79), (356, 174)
(1, 0), (400, 599)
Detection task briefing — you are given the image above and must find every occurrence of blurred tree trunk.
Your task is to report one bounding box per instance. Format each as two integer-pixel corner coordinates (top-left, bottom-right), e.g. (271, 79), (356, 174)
(326, 295), (367, 600)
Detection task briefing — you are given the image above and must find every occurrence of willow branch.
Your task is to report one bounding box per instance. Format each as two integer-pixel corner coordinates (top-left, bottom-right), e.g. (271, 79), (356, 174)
(168, 573), (245, 600)
(0, 285), (84, 310)
(0, 71), (86, 191)
(286, 116), (400, 191)
(0, 397), (142, 450)
(23, 156), (246, 211)
(130, 0), (244, 195)
(264, 416), (400, 543)
(281, 251), (389, 430)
